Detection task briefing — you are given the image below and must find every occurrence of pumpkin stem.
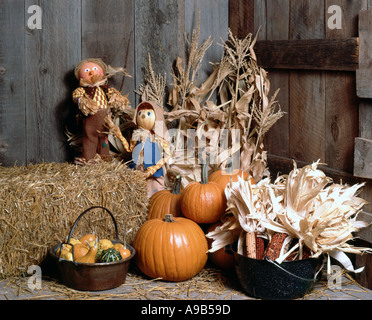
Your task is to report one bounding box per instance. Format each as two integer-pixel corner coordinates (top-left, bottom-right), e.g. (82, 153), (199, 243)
(164, 214), (175, 222)
(201, 157), (211, 185)
(172, 175), (182, 194)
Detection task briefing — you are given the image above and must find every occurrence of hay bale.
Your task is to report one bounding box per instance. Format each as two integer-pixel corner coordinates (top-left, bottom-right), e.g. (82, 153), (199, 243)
(0, 161), (148, 278)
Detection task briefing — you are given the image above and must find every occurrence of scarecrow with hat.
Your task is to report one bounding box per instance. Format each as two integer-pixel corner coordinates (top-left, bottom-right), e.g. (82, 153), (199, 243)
(105, 100), (171, 197)
(72, 58), (130, 164)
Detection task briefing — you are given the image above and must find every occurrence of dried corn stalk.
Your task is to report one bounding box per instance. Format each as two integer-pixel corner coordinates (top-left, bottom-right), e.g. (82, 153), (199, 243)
(165, 27), (284, 187)
(136, 54), (167, 108)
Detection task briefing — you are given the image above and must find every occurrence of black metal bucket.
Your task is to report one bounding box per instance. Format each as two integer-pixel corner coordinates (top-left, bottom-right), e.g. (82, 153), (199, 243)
(226, 241), (324, 300)
(49, 206), (135, 291)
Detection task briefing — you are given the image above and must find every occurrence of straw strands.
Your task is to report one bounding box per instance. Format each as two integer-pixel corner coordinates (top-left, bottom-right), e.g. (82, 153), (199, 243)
(0, 161), (148, 278)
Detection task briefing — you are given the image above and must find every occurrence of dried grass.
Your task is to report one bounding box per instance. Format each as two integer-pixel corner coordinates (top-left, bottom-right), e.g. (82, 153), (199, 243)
(0, 161), (148, 278)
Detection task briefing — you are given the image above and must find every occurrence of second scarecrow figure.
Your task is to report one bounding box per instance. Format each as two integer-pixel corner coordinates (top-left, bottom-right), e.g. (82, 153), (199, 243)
(106, 100), (170, 197)
(72, 58), (130, 164)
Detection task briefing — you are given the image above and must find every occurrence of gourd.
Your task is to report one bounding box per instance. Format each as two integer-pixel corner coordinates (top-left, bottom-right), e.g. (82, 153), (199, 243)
(180, 162), (226, 224)
(147, 175), (183, 219)
(98, 239), (113, 250)
(98, 248), (122, 263)
(113, 243), (131, 259)
(76, 242), (98, 263)
(133, 214), (208, 282)
(80, 234), (96, 247)
(209, 169), (255, 191)
(68, 238), (81, 246)
(57, 247), (73, 261)
(73, 243), (89, 260)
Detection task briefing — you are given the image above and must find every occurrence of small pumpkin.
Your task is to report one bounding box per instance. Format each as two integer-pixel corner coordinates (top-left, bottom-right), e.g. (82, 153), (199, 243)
(180, 162), (226, 224)
(113, 243), (131, 260)
(209, 169), (255, 191)
(206, 222), (234, 270)
(133, 214), (208, 282)
(98, 248), (122, 263)
(147, 175), (183, 220)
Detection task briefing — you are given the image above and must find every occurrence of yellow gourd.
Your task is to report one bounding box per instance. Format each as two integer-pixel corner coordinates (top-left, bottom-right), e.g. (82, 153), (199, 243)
(68, 238), (81, 246)
(76, 242), (98, 263)
(56, 248), (73, 261)
(99, 239), (113, 250)
(56, 244), (72, 254)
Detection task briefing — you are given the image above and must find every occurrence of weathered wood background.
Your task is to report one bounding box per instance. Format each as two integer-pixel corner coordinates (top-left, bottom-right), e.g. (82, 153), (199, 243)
(0, 0), (228, 165)
(1, 0), (372, 219)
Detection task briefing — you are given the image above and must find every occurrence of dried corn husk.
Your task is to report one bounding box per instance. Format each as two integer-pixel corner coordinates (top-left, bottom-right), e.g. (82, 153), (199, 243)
(207, 175), (273, 255)
(207, 161), (372, 272)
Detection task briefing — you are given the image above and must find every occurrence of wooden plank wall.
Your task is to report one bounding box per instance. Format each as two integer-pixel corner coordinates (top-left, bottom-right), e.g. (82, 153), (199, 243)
(0, 0), (228, 166)
(229, 0), (362, 173)
(229, 0), (372, 242)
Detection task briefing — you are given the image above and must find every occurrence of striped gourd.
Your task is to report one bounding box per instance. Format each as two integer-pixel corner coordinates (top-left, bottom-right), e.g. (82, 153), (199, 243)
(98, 248), (122, 263)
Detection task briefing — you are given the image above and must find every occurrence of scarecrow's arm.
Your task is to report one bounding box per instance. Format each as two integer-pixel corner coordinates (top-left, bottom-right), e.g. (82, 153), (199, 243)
(104, 115), (135, 153)
(72, 87), (85, 103)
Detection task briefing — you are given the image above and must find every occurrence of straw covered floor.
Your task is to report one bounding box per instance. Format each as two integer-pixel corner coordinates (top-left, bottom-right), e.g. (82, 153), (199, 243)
(0, 161), (148, 278)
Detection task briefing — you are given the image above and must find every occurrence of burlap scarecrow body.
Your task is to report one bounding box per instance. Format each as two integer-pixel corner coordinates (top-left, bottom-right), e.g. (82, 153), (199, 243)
(72, 58), (129, 164)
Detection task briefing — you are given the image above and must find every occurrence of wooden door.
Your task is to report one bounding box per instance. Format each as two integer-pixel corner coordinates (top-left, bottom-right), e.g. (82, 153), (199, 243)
(229, 0), (372, 243)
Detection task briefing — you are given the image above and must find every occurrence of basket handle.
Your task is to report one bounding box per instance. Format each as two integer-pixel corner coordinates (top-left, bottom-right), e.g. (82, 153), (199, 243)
(58, 206), (119, 263)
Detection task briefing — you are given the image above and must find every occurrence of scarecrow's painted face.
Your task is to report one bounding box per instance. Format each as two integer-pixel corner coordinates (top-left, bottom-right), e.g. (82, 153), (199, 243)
(136, 108), (156, 131)
(78, 62), (104, 84)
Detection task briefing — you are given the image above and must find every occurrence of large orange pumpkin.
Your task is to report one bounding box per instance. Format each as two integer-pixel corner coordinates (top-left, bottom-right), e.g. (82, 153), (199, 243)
(180, 163), (226, 224)
(209, 169), (255, 191)
(133, 214), (208, 282)
(147, 175), (183, 220)
(206, 222), (235, 270)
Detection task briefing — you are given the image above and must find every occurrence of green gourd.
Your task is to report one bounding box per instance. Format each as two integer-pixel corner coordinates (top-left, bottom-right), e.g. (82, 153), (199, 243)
(98, 248), (122, 263)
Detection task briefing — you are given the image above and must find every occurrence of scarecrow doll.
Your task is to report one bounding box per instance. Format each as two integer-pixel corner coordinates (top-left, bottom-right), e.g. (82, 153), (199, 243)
(72, 58), (130, 164)
(106, 101), (170, 197)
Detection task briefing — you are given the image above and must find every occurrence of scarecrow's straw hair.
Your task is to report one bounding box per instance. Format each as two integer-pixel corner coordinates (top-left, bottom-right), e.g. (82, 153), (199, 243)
(0, 161), (148, 278)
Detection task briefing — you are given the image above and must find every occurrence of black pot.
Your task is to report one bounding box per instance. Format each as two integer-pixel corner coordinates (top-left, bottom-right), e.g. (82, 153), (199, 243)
(226, 241), (324, 300)
(49, 206), (135, 291)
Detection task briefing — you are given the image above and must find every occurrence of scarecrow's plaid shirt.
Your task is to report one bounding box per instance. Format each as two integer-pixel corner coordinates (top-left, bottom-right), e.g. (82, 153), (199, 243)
(73, 85), (116, 110)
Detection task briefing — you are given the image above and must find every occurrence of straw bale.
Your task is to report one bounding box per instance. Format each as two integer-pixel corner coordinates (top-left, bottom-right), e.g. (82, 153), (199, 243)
(0, 161), (148, 278)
